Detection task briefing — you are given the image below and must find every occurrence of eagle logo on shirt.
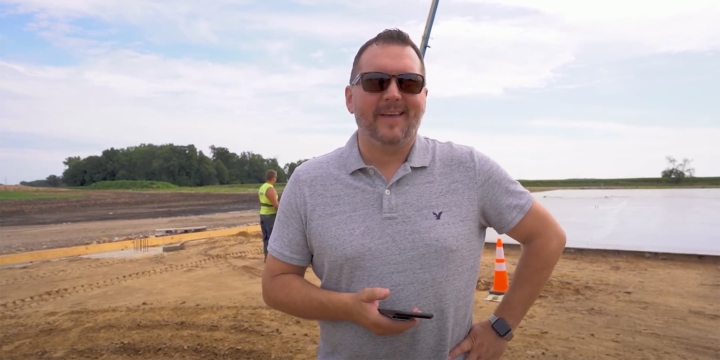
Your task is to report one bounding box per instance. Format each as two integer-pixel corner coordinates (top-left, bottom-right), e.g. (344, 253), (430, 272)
(433, 211), (443, 220)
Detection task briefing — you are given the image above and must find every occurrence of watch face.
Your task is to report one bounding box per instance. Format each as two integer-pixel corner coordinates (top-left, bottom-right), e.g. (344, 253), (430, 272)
(492, 319), (512, 337)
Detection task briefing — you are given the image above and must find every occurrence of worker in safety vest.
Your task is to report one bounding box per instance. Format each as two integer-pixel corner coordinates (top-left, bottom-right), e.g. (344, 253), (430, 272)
(258, 169), (279, 262)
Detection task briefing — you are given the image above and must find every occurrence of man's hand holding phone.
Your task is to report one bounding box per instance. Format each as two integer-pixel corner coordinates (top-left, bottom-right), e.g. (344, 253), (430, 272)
(347, 287), (430, 336)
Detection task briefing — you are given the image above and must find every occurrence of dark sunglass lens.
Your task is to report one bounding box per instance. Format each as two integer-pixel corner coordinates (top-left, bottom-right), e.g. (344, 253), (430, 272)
(397, 74), (424, 94)
(361, 73), (391, 92)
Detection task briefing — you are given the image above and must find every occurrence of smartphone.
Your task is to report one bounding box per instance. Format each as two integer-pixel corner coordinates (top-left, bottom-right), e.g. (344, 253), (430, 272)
(378, 308), (434, 321)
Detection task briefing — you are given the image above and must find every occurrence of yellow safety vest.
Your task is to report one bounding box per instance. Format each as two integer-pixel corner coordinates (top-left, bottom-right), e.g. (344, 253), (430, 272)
(258, 182), (277, 215)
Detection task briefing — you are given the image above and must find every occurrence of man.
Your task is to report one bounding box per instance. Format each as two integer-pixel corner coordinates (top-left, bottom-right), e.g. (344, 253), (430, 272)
(262, 28), (566, 360)
(258, 169), (279, 263)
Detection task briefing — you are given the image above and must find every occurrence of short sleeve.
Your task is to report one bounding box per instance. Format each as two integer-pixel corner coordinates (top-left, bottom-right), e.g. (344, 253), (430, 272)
(473, 149), (535, 235)
(266, 168), (312, 267)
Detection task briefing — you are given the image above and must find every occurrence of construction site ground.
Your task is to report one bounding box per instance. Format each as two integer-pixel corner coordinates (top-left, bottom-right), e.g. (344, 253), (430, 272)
(0, 185), (562, 254)
(0, 189), (259, 254)
(1, 233), (718, 360)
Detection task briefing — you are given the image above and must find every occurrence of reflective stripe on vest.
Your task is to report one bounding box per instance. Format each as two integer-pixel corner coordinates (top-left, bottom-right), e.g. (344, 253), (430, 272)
(258, 182), (277, 215)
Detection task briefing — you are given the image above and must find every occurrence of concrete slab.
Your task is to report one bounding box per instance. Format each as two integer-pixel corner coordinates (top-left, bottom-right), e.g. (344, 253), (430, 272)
(155, 226), (208, 237)
(485, 188), (720, 256)
(162, 243), (186, 253)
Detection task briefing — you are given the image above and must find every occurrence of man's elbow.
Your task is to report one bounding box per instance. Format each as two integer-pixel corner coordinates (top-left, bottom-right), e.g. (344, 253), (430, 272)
(261, 274), (278, 309)
(554, 226), (567, 251)
(542, 224), (567, 257)
(523, 223), (566, 256)
(261, 262), (278, 307)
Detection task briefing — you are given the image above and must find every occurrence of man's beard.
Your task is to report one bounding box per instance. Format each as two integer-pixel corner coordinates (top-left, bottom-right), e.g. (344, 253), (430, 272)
(355, 107), (422, 146)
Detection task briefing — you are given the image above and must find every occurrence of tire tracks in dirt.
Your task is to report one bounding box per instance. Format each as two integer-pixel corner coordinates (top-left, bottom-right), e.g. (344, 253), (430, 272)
(0, 258), (132, 286)
(0, 245), (264, 313)
(218, 253), (265, 278)
(0, 236), (256, 286)
(0, 304), (301, 360)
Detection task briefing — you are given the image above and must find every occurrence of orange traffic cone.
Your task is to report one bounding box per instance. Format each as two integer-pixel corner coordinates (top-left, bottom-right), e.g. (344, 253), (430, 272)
(489, 238), (509, 295)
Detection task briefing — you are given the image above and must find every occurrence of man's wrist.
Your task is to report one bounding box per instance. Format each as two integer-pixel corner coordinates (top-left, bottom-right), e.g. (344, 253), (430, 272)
(488, 314), (515, 341)
(491, 300), (523, 330)
(333, 291), (358, 323)
(492, 311), (520, 330)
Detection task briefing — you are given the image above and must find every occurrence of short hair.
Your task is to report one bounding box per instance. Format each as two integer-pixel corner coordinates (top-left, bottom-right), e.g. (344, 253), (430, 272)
(349, 28), (426, 84)
(266, 169), (277, 181)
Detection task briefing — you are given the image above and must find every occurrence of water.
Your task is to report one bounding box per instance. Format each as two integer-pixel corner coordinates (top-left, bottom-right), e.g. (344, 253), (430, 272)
(485, 189), (720, 256)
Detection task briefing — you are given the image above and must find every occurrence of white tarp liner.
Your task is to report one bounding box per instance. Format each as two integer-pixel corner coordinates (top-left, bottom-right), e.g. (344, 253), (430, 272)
(485, 188), (720, 256)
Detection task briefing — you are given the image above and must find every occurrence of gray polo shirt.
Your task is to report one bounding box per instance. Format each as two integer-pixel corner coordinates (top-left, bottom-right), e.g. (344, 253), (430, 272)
(268, 131), (534, 360)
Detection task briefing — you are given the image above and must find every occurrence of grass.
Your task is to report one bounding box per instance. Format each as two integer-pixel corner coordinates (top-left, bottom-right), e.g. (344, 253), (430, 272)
(64, 177), (720, 195)
(76, 180), (285, 194)
(0, 191), (84, 201)
(85, 180), (180, 190)
(170, 183), (287, 193)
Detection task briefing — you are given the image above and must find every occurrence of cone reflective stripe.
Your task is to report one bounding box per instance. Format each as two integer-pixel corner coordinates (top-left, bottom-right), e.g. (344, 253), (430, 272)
(490, 238), (509, 295)
(496, 240), (505, 261)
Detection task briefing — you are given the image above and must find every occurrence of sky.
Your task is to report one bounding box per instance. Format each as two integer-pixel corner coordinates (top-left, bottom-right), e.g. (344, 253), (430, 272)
(1, 0), (719, 184)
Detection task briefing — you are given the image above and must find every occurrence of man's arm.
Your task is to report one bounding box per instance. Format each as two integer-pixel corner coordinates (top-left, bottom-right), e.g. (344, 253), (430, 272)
(472, 149), (566, 330)
(262, 166), (425, 336)
(493, 200), (566, 329)
(261, 169), (352, 322)
(263, 255), (423, 336)
(265, 187), (279, 210)
(262, 255), (354, 321)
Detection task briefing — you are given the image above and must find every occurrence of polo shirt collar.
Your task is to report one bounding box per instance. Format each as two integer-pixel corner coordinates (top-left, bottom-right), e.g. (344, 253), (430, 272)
(344, 130), (431, 174)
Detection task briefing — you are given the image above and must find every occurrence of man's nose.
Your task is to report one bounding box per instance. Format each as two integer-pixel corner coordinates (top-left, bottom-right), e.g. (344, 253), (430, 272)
(382, 78), (402, 100)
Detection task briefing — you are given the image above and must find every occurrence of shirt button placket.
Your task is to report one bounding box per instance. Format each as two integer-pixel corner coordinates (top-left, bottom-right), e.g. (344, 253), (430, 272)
(382, 187), (396, 219)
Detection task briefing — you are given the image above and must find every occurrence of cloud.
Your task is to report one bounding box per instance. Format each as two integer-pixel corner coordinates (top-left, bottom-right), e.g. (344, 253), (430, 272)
(3, 0), (583, 97)
(0, 0), (719, 184)
(0, 49), (354, 184)
(424, 16), (576, 97)
(458, 0), (720, 55)
(472, 0), (719, 21)
(0, 53), (349, 137)
(426, 121), (720, 179)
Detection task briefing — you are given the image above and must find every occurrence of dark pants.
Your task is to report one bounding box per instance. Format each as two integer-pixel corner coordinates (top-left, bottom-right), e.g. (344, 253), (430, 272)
(260, 214), (276, 260)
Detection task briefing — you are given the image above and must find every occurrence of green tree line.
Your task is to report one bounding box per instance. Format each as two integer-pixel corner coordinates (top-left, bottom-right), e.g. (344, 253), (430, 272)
(22, 143), (310, 187)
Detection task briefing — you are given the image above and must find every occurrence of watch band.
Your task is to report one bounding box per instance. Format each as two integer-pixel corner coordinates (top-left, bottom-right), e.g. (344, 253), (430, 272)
(488, 314), (514, 341)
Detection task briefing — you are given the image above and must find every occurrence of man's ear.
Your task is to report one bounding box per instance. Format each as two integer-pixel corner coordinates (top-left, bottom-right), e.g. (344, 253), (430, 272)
(344, 85), (354, 114)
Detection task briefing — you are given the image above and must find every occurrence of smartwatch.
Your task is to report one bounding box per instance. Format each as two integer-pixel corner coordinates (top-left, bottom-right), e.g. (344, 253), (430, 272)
(488, 314), (514, 341)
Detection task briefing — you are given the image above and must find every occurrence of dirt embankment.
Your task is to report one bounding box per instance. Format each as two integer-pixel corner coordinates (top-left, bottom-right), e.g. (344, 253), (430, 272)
(0, 191), (259, 227)
(0, 212), (261, 255)
(0, 190), (264, 254)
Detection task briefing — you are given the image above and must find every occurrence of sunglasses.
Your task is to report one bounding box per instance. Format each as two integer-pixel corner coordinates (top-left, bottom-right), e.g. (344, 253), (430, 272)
(350, 72), (425, 95)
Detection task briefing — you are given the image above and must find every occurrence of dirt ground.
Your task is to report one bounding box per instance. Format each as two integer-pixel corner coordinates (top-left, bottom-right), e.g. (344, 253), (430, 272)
(1, 233), (718, 360)
(0, 189), (261, 254)
(0, 211), (260, 255)
(0, 186), (564, 229)
(0, 189), (258, 227)
(0, 186), (566, 254)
